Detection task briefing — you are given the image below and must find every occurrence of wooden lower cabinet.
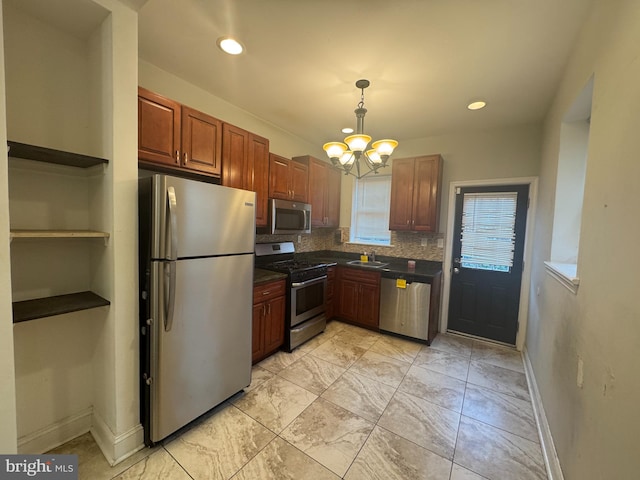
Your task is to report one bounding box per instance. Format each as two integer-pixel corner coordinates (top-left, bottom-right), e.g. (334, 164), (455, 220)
(252, 279), (286, 364)
(326, 266), (336, 320)
(336, 267), (381, 330)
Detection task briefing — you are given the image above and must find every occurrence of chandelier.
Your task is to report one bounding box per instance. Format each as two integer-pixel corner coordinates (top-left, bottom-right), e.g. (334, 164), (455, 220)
(323, 79), (398, 178)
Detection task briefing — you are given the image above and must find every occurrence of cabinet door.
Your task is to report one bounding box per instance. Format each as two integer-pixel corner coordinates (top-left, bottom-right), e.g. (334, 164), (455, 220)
(411, 155), (442, 232)
(222, 123), (249, 189)
(325, 166), (342, 227)
(290, 161), (309, 202)
(138, 87), (181, 167)
(357, 282), (381, 328)
(388, 157), (415, 230)
(252, 303), (265, 364)
(249, 134), (270, 227)
(269, 154), (291, 200)
(309, 158), (328, 227)
(263, 295), (285, 354)
(181, 106), (222, 176)
(326, 267), (336, 319)
(337, 278), (359, 322)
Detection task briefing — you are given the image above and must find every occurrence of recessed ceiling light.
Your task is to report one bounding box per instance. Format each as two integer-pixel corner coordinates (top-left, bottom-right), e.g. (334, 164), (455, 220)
(467, 101), (487, 110)
(341, 127), (354, 134)
(217, 36), (244, 55)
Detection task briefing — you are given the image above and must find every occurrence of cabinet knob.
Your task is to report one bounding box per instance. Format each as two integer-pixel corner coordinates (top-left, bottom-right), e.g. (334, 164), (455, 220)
(175, 150), (180, 164)
(406, 220), (410, 225)
(184, 152), (188, 164)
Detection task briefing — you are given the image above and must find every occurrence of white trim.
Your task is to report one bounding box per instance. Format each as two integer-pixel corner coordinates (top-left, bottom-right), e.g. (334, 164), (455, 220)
(91, 410), (144, 466)
(441, 176), (538, 351)
(544, 261), (579, 294)
(523, 348), (565, 480)
(17, 407), (93, 454)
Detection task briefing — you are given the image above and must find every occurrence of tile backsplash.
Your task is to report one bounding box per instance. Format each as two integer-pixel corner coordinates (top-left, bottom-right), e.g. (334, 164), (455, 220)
(256, 227), (444, 261)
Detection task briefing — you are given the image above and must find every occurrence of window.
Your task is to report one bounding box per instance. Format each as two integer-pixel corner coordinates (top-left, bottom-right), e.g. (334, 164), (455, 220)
(350, 175), (391, 245)
(546, 76), (593, 293)
(460, 192), (518, 273)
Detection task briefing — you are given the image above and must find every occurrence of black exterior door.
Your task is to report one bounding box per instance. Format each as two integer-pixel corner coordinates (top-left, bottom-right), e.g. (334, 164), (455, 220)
(448, 184), (529, 344)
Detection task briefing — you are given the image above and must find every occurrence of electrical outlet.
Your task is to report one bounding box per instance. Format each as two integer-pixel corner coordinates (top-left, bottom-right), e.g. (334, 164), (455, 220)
(577, 356), (584, 388)
(297, 235), (302, 244)
(437, 238), (444, 248)
(420, 238), (428, 247)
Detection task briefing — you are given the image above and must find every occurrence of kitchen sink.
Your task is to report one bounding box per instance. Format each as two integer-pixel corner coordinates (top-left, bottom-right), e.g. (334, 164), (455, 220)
(347, 260), (389, 268)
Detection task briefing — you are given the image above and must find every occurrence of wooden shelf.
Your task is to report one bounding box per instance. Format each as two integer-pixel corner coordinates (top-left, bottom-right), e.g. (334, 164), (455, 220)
(12, 291), (110, 323)
(10, 230), (110, 240)
(7, 141), (108, 168)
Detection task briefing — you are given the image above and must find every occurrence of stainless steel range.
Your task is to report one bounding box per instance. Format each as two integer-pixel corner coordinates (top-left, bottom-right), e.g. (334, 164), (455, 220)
(255, 242), (327, 351)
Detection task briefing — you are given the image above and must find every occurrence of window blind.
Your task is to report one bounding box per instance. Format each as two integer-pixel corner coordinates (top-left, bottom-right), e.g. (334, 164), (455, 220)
(460, 192), (518, 272)
(351, 175), (391, 245)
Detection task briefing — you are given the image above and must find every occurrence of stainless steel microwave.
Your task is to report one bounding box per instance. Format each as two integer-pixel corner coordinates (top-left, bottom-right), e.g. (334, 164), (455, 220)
(269, 198), (311, 235)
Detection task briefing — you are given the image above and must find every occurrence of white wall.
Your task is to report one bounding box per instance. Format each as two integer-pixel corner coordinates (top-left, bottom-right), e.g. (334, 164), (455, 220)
(2, 0), (142, 461)
(93, 0), (141, 460)
(3, 0), (105, 451)
(139, 60), (321, 160)
(526, 0), (640, 478)
(0, 0), (18, 455)
(339, 124), (542, 233)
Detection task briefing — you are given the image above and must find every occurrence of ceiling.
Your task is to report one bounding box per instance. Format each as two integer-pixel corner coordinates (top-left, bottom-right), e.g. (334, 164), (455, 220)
(142, 1), (590, 149)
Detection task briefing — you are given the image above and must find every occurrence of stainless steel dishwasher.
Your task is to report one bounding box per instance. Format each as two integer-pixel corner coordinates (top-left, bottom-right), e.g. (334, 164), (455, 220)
(379, 276), (431, 342)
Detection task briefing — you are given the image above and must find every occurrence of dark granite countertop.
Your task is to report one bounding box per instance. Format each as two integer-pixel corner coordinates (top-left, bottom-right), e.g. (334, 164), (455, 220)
(254, 251), (443, 285)
(253, 268), (288, 285)
(299, 250), (443, 283)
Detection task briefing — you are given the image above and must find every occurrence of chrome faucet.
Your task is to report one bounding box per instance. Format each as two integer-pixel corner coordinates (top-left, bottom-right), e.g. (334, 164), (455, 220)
(370, 250), (376, 261)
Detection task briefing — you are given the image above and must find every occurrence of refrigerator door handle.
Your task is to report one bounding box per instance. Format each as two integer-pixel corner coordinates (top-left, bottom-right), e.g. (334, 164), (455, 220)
(166, 186), (178, 261)
(164, 261), (177, 332)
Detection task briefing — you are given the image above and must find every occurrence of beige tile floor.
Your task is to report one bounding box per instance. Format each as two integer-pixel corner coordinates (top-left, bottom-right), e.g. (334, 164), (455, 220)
(49, 321), (548, 480)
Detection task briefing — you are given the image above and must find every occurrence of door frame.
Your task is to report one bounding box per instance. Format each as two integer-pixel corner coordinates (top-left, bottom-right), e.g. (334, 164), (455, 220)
(440, 176), (538, 351)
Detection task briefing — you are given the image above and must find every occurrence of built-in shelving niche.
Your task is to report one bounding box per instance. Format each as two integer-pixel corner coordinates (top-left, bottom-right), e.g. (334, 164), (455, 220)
(8, 141), (110, 323)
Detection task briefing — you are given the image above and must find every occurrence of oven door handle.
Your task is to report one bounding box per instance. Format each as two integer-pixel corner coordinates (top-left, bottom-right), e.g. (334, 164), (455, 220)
(291, 275), (328, 288)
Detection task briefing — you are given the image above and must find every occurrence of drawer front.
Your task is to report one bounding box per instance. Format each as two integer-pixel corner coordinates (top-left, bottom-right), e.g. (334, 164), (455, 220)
(339, 266), (381, 285)
(253, 279), (286, 304)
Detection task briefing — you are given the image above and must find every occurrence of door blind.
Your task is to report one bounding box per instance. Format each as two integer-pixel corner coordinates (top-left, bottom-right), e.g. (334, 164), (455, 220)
(460, 192), (518, 272)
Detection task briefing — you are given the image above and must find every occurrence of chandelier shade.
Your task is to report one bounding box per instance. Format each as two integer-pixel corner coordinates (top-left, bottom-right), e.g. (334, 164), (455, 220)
(323, 79), (398, 178)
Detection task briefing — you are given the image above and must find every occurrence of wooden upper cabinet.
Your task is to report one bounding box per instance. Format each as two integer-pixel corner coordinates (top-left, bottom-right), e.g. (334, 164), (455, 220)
(389, 154), (443, 232)
(221, 124), (270, 227)
(138, 87), (222, 178)
(248, 134), (270, 227)
(269, 154), (309, 202)
(325, 164), (341, 227)
(290, 161), (309, 202)
(302, 156), (341, 228)
(138, 87), (181, 167)
(181, 106), (222, 176)
(269, 154), (291, 199)
(222, 123), (249, 189)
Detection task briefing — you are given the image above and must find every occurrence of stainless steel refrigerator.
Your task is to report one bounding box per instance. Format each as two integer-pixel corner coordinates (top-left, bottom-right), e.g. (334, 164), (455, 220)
(138, 174), (255, 445)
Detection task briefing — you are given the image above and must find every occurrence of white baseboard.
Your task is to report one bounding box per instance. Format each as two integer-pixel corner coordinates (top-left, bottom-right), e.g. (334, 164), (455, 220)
(523, 348), (565, 480)
(17, 407), (93, 454)
(91, 410), (144, 466)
